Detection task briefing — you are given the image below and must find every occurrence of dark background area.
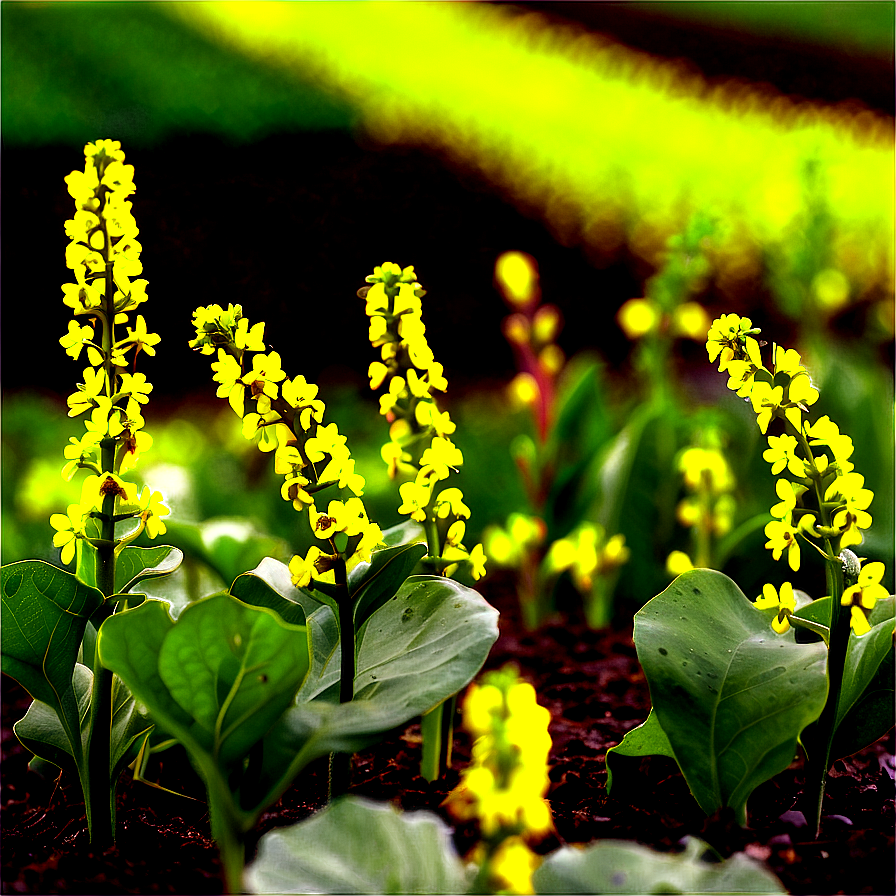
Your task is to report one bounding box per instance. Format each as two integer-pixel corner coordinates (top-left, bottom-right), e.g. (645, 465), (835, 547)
(2, 1), (893, 402)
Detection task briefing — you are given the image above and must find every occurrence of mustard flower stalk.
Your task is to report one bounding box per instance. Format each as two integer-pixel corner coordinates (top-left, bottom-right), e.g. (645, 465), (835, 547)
(190, 304), (382, 710)
(706, 312), (891, 833)
(56, 140), (167, 845)
(444, 666), (553, 895)
(665, 435), (736, 576)
(494, 251), (562, 441)
(359, 263), (485, 581)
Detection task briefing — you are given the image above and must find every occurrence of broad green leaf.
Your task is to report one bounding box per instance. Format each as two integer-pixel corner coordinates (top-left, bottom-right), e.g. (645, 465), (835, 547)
(14, 663), (152, 782)
(1, 561), (104, 762)
(634, 569), (828, 822)
(349, 542), (427, 629)
(115, 545), (184, 594)
(831, 596), (895, 759)
(98, 595), (312, 814)
(533, 836), (786, 895)
(110, 594), (311, 767)
(230, 557), (316, 627)
(257, 575), (499, 805)
(246, 796), (468, 895)
(604, 708), (675, 795)
(14, 663), (93, 774)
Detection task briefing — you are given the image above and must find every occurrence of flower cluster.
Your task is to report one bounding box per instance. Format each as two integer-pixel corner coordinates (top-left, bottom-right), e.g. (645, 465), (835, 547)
(495, 251), (563, 440)
(545, 522), (630, 595)
(707, 313), (887, 635)
(444, 665), (553, 894)
(666, 436), (736, 576)
(190, 305), (382, 587)
(359, 262), (485, 580)
(51, 140), (168, 568)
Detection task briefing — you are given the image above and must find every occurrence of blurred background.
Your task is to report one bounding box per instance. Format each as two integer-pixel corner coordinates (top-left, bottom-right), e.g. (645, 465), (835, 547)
(2, 1), (893, 619)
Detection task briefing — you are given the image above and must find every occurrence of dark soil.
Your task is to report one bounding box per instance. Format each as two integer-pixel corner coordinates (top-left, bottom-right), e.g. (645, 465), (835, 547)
(2, 580), (894, 895)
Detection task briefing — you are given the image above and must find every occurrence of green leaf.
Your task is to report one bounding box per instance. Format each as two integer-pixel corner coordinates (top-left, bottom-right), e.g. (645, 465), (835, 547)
(163, 517), (290, 587)
(246, 795), (468, 895)
(115, 544), (184, 594)
(1, 561), (104, 763)
(605, 708), (675, 795)
(831, 596), (895, 759)
(100, 594), (311, 767)
(349, 542), (427, 629)
(533, 836), (787, 895)
(633, 569), (828, 823)
(255, 575), (499, 805)
(379, 519), (426, 548)
(14, 663), (153, 783)
(230, 557), (317, 627)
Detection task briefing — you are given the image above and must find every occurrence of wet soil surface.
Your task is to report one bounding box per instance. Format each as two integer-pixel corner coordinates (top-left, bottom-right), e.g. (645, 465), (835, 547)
(2, 584), (894, 895)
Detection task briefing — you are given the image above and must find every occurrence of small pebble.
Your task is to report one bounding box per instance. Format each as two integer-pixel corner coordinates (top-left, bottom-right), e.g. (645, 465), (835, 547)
(779, 809), (807, 828)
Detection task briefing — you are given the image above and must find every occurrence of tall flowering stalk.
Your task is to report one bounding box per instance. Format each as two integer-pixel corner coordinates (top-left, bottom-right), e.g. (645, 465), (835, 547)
(360, 262), (486, 581)
(706, 312), (890, 830)
(486, 251), (629, 629)
(665, 435), (737, 577)
(190, 305), (382, 697)
(53, 140), (168, 843)
(444, 666), (553, 895)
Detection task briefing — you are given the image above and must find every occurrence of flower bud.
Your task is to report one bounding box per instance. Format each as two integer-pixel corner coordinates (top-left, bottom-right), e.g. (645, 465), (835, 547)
(495, 251), (539, 308)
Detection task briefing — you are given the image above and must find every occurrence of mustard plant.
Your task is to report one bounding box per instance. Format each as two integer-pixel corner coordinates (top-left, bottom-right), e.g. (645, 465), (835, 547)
(360, 261), (487, 779)
(483, 251), (628, 629)
(359, 262), (486, 581)
(97, 295), (499, 891)
(1, 141), (181, 846)
(608, 314), (894, 833)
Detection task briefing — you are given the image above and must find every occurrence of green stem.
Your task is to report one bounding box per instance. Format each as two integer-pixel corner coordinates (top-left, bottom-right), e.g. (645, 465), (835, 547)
(329, 559), (354, 799)
(805, 545), (848, 835)
(83, 243), (120, 846)
(206, 783), (246, 895)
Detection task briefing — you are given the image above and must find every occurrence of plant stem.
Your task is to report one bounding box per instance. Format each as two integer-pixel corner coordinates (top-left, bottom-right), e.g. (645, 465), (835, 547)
(207, 784), (246, 895)
(83, 247), (120, 846)
(329, 559), (354, 798)
(805, 545), (848, 836)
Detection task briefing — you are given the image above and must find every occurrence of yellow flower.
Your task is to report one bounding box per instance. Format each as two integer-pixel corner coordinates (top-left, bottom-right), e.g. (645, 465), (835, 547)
(49, 504), (86, 565)
(489, 835), (541, 895)
(841, 561), (888, 636)
(432, 486), (470, 519)
(59, 320), (97, 362)
(666, 550), (694, 576)
(706, 314), (761, 373)
(67, 367), (107, 416)
(120, 314), (161, 358)
(303, 422), (345, 464)
(616, 297), (659, 339)
(826, 472), (874, 549)
(495, 251), (539, 308)
(468, 543), (488, 581)
(137, 487), (170, 539)
(764, 517), (801, 570)
(749, 381), (785, 434)
(288, 546), (326, 589)
(211, 349), (245, 415)
(763, 434), (807, 477)
(770, 478), (800, 520)
(418, 436), (464, 481)
(397, 480), (431, 522)
(754, 581), (796, 634)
